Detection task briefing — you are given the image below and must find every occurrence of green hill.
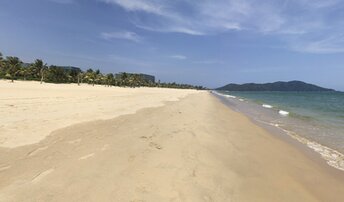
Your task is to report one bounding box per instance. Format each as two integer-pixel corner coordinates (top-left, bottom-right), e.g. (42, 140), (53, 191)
(217, 81), (334, 91)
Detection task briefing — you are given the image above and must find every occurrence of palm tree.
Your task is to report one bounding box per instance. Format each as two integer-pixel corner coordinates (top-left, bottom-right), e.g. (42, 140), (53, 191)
(94, 69), (102, 85)
(84, 68), (97, 86)
(5, 56), (22, 82)
(46, 65), (69, 83)
(0, 52), (3, 66)
(19, 67), (30, 80)
(0, 52), (3, 76)
(77, 72), (84, 86)
(106, 73), (114, 87)
(32, 59), (47, 84)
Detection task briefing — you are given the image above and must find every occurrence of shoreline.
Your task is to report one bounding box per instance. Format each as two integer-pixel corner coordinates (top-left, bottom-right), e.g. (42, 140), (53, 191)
(213, 91), (344, 172)
(1, 84), (344, 201)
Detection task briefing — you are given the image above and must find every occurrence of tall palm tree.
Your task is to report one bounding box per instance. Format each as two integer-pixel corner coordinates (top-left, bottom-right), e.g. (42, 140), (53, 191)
(19, 67), (30, 80)
(0, 52), (3, 75)
(106, 73), (114, 87)
(77, 72), (84, 86)
(94, 69), (102, 85)
(32, 59), (47, 84)
(5, 56), (22, 82)
(0, 52), (3, 64)
(84, 68), (97, 86)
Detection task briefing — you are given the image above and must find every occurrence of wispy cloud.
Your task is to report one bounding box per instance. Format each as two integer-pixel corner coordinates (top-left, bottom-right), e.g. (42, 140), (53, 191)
(100, 0), (344, 54)
(100, 0), (244, 35)
(99, 0), (305, 35)
(100, 0), (164, 15)
(100, 31), (142, 42)
(292, 34), (344, 54)
(169, 55), (187, 60)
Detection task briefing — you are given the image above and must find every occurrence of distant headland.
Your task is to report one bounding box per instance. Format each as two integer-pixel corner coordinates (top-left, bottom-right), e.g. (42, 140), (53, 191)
(217, 81), (335, 91)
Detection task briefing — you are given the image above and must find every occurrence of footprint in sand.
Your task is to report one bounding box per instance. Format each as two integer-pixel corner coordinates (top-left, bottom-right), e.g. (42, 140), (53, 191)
(140, 136), (155, 142)
(78, 153), (95, 160)
(67, 138), (82, 144)
(31, 169), (54, 183)
(0, 165), (11, 172)
(100, 144), (109, 151)
(140, 136), (148, 140)
(27, 146), (49, 157)
(192, 169), (197, 177)
(128, 155), (136, 162)
(149, 142), (162, 150)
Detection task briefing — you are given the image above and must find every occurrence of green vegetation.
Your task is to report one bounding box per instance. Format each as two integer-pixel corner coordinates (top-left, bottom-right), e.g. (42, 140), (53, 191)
(217, 81), (334, 91)
(0, 52), (205, 90)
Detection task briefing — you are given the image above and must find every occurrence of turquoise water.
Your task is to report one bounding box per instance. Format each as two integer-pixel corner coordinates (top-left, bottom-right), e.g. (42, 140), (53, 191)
(214, 91), (344, 171)
(227, 91), (344, 127)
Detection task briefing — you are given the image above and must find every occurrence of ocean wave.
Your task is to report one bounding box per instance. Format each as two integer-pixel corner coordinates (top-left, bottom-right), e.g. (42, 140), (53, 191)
(260, 121), (344, 171)
(212, 91), (236, 99)
(214, 91), (344, 171)
(255, 119), (344, 171)
(262, 104), (273, 109)
(217, 91), (344, 172)
(225, 95), (236, 98)
(279, 110), (289, 116)
(277, 125), (344, 171)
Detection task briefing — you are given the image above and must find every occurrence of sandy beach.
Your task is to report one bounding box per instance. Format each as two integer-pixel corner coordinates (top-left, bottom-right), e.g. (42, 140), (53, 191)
(0, 80), (197, 148)
(1, 81), (344, 201)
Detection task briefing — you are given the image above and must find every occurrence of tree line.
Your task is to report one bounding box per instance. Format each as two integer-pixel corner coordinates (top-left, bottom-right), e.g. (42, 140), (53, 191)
(0, 52), (206, 90)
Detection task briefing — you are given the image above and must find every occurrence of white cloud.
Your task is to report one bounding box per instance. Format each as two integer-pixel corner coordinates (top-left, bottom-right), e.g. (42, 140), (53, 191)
(134, 24), (205, 36)
(169, 55), (187, 60)
(100, 0), (163, 15)
(100, 31), (142, 42)
(100, 0), (245, 35)
(292, 35), (344, 54)
(100, 0), (344, 54)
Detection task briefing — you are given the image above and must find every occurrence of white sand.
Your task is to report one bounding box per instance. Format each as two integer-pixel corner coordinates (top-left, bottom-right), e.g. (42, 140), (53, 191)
(1, 91), (344, 201)
(1, 83), (344, 201)
(0, 80), (199, 148)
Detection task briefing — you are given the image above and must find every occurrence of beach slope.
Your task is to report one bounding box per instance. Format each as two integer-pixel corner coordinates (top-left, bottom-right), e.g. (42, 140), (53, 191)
(0, 80), (197, 148)
(0, 82), (344, 201)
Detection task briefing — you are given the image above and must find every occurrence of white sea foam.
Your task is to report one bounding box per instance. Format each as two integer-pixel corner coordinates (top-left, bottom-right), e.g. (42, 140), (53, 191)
(239, 99), (244, 102)
(262, 104), (273, 109)
(268, 122), (344, 171)
(212, 91), (236, 99)
(279, 110), (289, 116)
(217, 90), (344, 172)
(225, 95), (236, 98)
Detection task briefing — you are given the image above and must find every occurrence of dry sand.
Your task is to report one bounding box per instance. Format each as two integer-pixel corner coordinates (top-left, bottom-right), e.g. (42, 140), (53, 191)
(0, 80), (198, 148)
(1, 80), (344, 201)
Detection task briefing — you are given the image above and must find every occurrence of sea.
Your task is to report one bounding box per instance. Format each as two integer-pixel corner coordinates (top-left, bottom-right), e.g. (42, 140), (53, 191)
(213, 91), (344, 171)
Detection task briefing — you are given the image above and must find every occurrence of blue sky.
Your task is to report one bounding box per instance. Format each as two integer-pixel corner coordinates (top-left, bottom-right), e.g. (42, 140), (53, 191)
(0, 0), (344, 89)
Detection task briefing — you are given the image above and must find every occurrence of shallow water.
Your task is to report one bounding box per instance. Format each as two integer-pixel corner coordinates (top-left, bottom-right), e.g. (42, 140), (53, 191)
(213, 91), (344, 171)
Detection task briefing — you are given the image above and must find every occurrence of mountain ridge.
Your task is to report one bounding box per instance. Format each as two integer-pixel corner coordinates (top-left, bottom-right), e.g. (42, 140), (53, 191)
(216, 81), (335, 91)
